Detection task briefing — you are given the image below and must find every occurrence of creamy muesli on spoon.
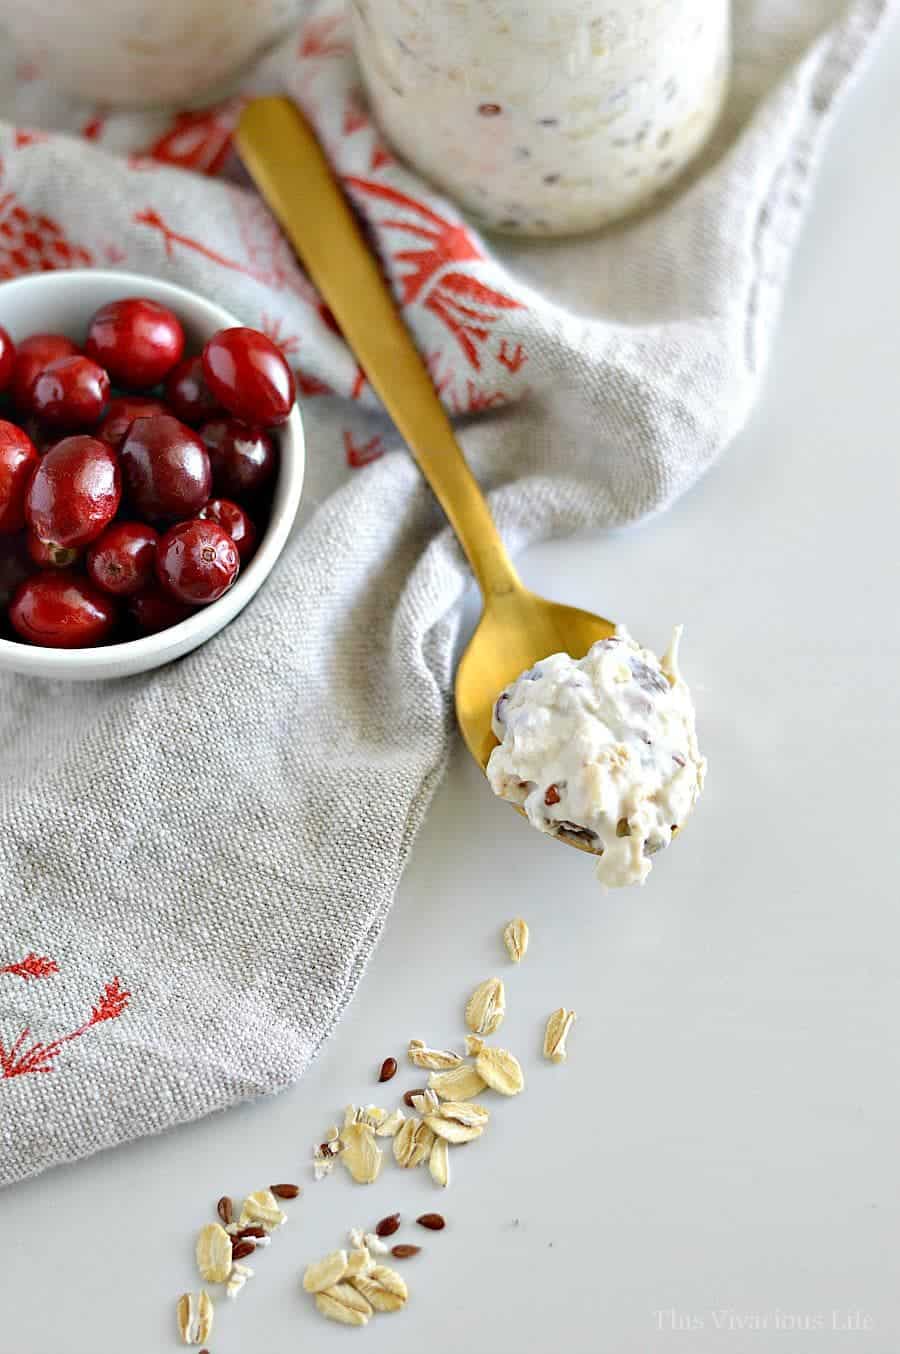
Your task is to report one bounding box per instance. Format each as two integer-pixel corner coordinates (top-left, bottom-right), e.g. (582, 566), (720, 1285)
(488, 628), (705, 887)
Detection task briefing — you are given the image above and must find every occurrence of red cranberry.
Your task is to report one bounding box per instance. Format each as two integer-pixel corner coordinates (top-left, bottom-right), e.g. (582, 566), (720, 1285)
(198, 497), (257, 561)
(128, 582), (194, 635)
(31, 355), (110, 429)
(11, 333), (79, 412)
(9, 571), (117, 647)
(85, 297), (185, 389)
(18, 416), (58, 456)
(0, 534), (33, 609)
(27, 532), (80, 570)
(120, 414), (211, 523)
(163, 354), (220, 425)
(156, 519), (239, 604)
(199, 417), (276, 497)
(97, 396), (167, 450)
(0, 325), (15, 393)
(0, 420), (40, 533)
(202, 328), (294, 426)
(86, 521), (159, 597)
(26, 435), (121, 548)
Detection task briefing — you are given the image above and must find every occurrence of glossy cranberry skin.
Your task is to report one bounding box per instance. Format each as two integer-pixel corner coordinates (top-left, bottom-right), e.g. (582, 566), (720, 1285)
(120, 414), (211, 522)
(163, 355), (220, 425)
(85, 297), (185, 389)
(11, 333), (79, 412)
(0, 534), (33, 609)
(27, 532), (80, 570)
(199, 417), (276, 497)
(26, 435), (121, 548)
(198, 497), (257, 562)
(97, 396), (167, 450)
(202, 328), (294, 426)
(86, 521), (159, 597)
(0, 326), (15, 393)
(9, 571), (117, 648)
(128, 583), (194, 635)
(0, 420), (40, 533)
(156, 519), (239, 605)
(31, 355), (110, 429)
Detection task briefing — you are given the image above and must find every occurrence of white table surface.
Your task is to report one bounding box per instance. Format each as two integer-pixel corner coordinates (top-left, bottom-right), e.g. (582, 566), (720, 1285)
(4, 29), (900, 1354)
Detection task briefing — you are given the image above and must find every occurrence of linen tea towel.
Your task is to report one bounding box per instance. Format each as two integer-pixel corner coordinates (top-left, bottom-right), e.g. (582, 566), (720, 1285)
(0, 0), (894, 1184)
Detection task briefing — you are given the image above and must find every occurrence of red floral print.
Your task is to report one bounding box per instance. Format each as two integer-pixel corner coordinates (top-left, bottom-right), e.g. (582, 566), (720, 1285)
(81, 112), (107, 142)
(13, 128), (49, 149)
(262, 314), (334, 397)
(134, 205), (277, 284)
(0, 158), (94, 279)
(0, 953), (59, 982)
(343, 92), (371, 138)
(497, 340), (527, 373)
(344, 177), (524, 369)
(343, 429), (385, 468)
(370, 145), (394, 173)
(447, 382), (508, 415)
(1, 957), (130, 1079)
(297, 11), (352, 59)
(296, 369), (333, 397)
(138, 100), (247, 177)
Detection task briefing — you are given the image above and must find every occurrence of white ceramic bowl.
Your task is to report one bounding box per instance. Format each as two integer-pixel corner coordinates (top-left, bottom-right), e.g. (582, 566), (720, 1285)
(0, 269), (305, 681)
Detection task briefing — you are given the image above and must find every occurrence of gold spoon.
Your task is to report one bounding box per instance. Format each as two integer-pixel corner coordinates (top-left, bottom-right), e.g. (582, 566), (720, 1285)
(236, 97), (616, 853)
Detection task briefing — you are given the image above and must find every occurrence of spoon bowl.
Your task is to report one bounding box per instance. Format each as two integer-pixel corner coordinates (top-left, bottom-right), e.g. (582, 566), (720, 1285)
(456, 588), (616, 770)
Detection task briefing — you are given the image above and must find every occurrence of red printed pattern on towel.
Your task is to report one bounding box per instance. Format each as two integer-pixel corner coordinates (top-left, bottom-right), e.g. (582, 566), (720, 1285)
(344, 178), (524, 370)
(0, 157), (94, 279)
(136, 99), (247, 177)
(1, 956), (130, 1079)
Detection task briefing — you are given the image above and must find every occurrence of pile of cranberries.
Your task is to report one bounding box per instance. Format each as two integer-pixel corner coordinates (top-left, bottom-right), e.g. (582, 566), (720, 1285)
(0, 297), (295, 649)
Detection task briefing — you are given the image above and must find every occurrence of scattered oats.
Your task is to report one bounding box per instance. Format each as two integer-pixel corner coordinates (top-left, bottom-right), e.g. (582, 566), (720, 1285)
(313, 1154), (336, 1181)
(476, 1045), (525, 1096)
(351, 1265), (408, 1313)
(345, 1103), (388, 1130)
(429, 1136), (450, 1188)
(225, 1263), (253, 1301)
(345, 1247), (375, 1279)
(425, 1100), (489, 1143)
(349, 1226), (390, 1256)
(503, 917), (529, 963)
(543, 1008), (577, 1063)
(465, 977), (506, 1035)
(177, 1292), (213, 1346)
(410, 1088), (440, 1116)
(393, 1117), (436, 1168)
(303, 1250), (349, 1293)
(374, 1108), (406, 1137)
(339, 1121), (384, 1184)
(428, 1063), (487, 1101)
(407, 1039), (463, 1071)
(313, 1128), (342, 1180)
(195, 1222), (233, 1284)
(316, 1283), (373, 1327)
(464, 1034), (485, 1057)
(239, 1189), (287, 1231)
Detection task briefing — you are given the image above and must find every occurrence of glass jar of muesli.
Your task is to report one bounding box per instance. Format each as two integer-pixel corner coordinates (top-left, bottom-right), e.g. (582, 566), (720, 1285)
(350, 0), (731, 236)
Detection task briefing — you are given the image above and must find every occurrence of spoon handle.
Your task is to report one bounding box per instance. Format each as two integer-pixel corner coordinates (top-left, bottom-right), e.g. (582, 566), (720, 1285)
(236, 96), (521, 601)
